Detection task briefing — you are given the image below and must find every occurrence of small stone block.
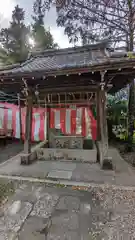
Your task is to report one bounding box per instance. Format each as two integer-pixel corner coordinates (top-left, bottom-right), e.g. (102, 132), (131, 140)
(102, 157), (113, 170)
(20, 151), (37, 165)
(47, 170), (72, 179)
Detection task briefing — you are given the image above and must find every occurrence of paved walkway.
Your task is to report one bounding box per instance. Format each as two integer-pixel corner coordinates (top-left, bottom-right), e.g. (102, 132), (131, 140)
(0, 147), (135, 186)
(1, 181), (135, 239)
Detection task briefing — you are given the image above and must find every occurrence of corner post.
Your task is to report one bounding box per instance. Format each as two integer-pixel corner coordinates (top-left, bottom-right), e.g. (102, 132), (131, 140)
(24, 95), (33, 154)
(99, 71), (110, 168)
(17, 93), (23, 143)
(96, 89), (101, 141)
(21, 93), (33, 165)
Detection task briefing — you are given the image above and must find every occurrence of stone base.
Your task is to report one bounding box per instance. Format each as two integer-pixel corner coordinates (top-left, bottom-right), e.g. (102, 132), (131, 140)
(37, 148), (97, 163)
(20, 151), (37, 165)
(95, 141), (113, 169)
(95, 141), (100, 163)
(102, 157), (113, 170)
(20, 141), (48, 165)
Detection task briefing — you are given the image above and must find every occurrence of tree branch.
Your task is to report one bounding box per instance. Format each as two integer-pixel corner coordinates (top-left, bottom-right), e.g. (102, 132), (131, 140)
(71, 0), (128, 33)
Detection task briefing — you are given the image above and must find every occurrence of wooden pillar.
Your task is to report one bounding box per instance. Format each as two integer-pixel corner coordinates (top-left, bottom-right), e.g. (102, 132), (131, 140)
(24, 95), (33, 154)
(96, 90), (101, 141)
(17, 93), (23, 143)
(100, 89), (108, 147)
(97, 88), (108, 142)
(47, 106), (50, 146)
(98, 72), (110, 168)
(45, 96), (50, 146)
(98, 88), (108, 167)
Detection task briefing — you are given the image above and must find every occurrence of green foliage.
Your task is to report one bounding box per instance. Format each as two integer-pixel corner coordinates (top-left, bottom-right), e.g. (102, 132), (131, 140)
(32, 0), (58, 50)
(107, 92), (128, 140)
(127, 52), (135, 59)
(0, 5), (30, 64)
(0, 47), (14, 65)
(0, 2), (58, 65)
(128, 80), (135, 144)
(107, 94), (127, 124)
(32, 24), (58, 49)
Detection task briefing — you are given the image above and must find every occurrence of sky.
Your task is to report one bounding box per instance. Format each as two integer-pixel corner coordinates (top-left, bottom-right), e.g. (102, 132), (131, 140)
(0, 0), (74, 48)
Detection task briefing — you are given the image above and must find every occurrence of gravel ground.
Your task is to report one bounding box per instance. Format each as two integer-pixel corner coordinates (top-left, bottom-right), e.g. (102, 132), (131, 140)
(91, 184), (135, 238)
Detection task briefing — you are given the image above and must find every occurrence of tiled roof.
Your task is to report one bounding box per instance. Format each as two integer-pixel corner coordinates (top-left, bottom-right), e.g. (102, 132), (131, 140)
(0, 42), (110, 75)
(0, 41), (134, 77)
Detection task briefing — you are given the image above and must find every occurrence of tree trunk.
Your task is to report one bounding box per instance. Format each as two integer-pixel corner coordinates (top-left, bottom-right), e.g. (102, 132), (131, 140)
(128, 80), (135, 149)
(127, 0), (135, 150)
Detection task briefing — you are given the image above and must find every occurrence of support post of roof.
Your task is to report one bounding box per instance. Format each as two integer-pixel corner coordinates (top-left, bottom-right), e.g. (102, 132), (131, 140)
(96, 89), (101, 141)
(98, 72), (112, 169)
(47, 107), (50, 147)
(24, 95), (33, 155)
(46, 96), (50, 146)
(21, 94), (33, 165)
(17, 93), (23, 143)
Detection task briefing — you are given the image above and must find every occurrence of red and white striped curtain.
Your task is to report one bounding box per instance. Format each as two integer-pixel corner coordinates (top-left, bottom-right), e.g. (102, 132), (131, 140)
(0, 103), (97, 141)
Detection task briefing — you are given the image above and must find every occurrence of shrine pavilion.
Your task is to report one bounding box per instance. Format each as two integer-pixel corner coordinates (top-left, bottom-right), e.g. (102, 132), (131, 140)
(0, 41), (134, 168)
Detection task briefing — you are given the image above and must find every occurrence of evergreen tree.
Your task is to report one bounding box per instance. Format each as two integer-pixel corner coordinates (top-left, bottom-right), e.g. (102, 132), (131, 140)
(32, 0), (58, 50)
(0, 5), (30, 63)
(0, 46), (13, 65)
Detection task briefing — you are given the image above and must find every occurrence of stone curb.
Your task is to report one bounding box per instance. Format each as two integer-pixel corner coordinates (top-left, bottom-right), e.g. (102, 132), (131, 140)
(0, 174), (135, 191)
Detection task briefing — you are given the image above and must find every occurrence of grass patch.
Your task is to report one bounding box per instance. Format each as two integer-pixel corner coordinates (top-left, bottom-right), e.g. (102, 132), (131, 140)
(0, 179), (14, 205)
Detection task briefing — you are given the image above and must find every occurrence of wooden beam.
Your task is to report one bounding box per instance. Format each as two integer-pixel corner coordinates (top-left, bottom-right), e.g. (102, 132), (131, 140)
(38, 85), (98, 94)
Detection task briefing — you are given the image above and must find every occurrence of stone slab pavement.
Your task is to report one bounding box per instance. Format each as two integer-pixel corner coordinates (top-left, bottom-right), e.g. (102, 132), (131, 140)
(1, 181), (135, 239)
(1, 154), (135, 186)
